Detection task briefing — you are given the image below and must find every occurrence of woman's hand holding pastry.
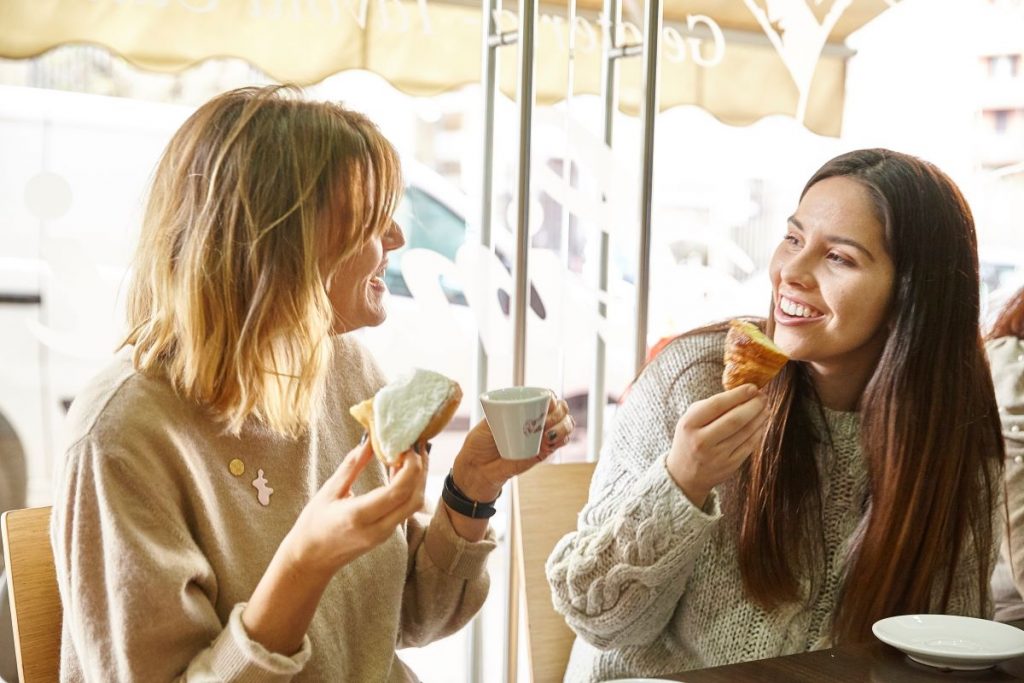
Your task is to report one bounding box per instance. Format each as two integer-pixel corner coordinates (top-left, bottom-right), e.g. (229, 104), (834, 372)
(244, 441), (426, 655)
(452, 393), (574, 504)
(283, 440), (428, 577)
(667, 384), (768, 509)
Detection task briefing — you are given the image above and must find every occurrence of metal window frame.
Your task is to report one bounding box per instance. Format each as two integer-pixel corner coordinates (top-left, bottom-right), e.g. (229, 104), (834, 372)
(477, 0), (661, 679)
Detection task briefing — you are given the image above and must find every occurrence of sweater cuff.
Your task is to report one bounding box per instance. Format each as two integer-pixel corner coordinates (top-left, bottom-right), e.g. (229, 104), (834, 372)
(636, 451), (722, 534)
(424, 499), (497, 579)
(199, 603), (311, 682)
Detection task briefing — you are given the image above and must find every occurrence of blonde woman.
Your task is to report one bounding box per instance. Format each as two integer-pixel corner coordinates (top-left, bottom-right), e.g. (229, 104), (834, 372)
(51, 86), (574, 682)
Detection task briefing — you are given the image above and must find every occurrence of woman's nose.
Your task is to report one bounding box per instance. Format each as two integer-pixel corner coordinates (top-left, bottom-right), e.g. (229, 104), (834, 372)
(384, 221), (405, 251)
(780, 250), (815, 289)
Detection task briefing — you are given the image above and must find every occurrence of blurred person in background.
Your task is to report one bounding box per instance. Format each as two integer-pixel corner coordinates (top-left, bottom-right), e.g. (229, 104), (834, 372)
(547, 149), (1004, 682)
(989, 286), (1024, 622)
(51, 85), (574, 682)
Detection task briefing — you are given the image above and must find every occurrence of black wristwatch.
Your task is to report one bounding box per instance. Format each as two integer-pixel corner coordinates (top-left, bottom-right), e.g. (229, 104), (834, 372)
(442, 470), (500, 519)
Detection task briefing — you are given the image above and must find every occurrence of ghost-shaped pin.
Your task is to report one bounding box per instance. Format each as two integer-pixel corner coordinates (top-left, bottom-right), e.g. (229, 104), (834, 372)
(252, 469), (274, 506)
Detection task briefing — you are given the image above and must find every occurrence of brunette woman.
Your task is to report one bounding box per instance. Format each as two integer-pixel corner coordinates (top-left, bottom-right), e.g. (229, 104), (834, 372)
(546, 149), (1003, 682)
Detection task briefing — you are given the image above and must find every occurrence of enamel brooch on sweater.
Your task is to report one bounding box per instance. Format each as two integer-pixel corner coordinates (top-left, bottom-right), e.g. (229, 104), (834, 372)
(251, 469), (274, 506)
(228, 458), (274, 506)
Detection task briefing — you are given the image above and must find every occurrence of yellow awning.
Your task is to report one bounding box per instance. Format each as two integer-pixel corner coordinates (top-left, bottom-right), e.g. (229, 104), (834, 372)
(0, 0), (891, 136)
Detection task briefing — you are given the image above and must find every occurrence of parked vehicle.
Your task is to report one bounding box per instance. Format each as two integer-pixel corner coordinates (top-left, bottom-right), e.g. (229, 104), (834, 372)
(0, 85), (778, 498)
(359, 160), (640, 444)
(0, 86), (632, 502)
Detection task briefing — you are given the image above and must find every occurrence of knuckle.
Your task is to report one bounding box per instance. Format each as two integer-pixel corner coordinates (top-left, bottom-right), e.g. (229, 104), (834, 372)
(678, 418), (695, 438)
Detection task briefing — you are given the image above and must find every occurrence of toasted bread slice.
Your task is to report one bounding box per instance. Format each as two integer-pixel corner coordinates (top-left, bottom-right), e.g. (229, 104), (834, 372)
(722, 319), (789, 390)
(350, 368), (462, 465)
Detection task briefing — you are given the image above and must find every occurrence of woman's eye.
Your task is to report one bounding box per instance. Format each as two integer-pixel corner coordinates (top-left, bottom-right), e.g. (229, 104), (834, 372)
(827, 252), (853, 267)
(783, 233), (800, 246)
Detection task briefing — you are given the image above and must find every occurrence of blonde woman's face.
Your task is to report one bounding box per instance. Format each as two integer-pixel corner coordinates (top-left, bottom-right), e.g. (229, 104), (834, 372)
(328, 220), (405, 334)
(769, 176), (895, 377)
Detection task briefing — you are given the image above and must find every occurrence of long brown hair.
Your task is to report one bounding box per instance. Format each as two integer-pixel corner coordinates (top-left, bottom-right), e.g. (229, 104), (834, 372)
(123, 86), (402, 437)
(727, 149), (1003, 642)
(990, 287), (1024, 340)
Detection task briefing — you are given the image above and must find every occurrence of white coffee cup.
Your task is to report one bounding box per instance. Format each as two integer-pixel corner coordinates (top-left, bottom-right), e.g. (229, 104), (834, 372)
(479, 387), (552, 460)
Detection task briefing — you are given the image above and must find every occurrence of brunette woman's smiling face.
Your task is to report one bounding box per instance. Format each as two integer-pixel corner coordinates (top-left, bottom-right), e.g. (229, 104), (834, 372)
(769, 176), (895, 380)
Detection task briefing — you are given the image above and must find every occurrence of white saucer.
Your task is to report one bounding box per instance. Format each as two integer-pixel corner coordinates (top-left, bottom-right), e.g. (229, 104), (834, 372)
(872, 614), (1024, 670)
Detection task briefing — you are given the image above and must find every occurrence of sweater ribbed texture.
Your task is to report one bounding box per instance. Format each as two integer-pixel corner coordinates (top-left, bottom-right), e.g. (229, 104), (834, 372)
(547, 330), (991, 682)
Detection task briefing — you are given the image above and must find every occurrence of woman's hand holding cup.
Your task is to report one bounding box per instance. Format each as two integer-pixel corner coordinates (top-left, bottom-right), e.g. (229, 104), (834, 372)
(452, 389), (573, 504)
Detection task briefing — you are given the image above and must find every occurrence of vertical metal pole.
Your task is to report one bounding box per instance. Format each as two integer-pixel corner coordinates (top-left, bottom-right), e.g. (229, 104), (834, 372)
(511, 0), (536, 387)
(634, 0), (662, 374)
(588, 0), (621, 462)
(477, 3), (499, 420)
(471, 2), (500, 678)
(507, 0), (536, 678)
(556, 0), (578, 451)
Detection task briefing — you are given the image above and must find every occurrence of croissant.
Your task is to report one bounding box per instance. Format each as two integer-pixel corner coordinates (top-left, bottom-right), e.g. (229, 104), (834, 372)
(350, 368), (462, 465)
(722, 319), (789, 390)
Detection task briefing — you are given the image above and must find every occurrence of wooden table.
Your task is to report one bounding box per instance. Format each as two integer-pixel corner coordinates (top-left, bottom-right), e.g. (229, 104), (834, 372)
(666, 640), (1024, 682)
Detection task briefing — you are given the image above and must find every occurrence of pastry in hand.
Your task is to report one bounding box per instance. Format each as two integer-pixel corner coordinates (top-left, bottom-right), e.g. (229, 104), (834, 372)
(722, 319), (789, 390)
(350, 368), (462, 466)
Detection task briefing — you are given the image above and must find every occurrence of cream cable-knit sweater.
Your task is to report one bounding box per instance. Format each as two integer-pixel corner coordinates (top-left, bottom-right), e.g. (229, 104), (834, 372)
(547, 331), (994, 683)
(52, 334), (495, 682)
(989, 336), (1024, 622)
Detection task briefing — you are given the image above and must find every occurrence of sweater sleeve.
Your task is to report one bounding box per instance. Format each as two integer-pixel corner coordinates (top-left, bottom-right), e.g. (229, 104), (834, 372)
(397, 505), (496, 648)
(545, 335), (725, 650)
(989, 337), (1024, 594)
(52, 438), (311, 682)
(1006, 455), (1024, 595)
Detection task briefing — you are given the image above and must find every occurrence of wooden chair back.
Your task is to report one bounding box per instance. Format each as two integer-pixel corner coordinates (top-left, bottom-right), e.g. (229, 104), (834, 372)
(2, 506), (61, 683)
(512, 462), (596, 683)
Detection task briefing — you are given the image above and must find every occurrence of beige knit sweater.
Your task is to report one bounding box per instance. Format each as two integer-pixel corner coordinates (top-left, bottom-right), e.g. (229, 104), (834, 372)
(51, 335), (495, 682)
(989, 336), (1024, 622)
(546, 331), (994, 683)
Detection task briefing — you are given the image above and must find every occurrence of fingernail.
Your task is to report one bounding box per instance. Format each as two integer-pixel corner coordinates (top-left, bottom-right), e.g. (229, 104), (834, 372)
(548, 430), (557, 441)
(359, 431), (368, 444)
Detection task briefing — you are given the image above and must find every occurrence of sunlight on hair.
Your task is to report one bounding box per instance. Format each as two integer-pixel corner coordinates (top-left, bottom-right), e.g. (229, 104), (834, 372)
(123, 85), (402, 438)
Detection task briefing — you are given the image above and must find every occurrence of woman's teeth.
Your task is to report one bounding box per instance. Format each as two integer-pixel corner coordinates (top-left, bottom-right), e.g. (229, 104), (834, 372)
(781, 297), (819, 318)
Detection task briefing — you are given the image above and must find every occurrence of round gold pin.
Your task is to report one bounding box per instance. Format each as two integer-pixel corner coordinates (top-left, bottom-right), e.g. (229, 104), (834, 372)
(228, 459), (245, 477)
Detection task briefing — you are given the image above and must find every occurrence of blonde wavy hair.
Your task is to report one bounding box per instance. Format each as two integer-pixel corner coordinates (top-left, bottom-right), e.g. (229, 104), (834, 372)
(123, 85), (402, 438)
